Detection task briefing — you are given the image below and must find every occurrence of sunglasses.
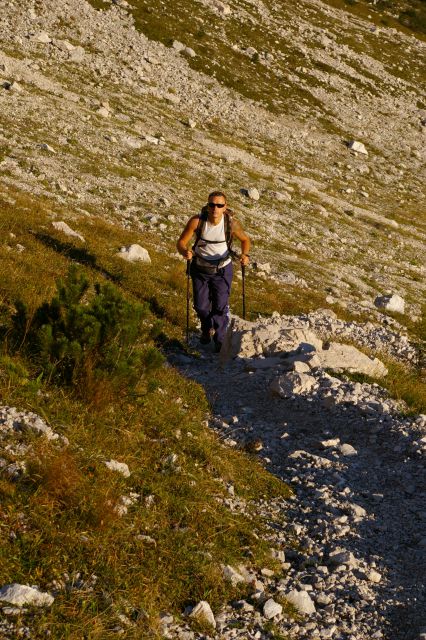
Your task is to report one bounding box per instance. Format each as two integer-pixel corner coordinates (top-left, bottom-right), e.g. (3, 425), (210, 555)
(207, 202), (225, 208)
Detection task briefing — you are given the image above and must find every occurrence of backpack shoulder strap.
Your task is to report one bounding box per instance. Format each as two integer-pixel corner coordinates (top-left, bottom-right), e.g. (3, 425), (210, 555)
(192, 208), (208, 250)
(224, 209), (238, 257)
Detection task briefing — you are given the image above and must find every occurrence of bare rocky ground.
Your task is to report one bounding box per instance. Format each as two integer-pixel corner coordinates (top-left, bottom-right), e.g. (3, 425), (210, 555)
(168, 314), (426, 640)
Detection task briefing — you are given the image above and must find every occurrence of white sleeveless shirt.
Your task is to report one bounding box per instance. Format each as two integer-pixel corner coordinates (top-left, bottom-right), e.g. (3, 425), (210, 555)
(194, 216), (231, 266)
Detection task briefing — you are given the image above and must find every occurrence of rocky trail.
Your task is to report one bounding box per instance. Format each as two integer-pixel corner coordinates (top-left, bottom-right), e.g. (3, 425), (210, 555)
(169, 312), (426, 640)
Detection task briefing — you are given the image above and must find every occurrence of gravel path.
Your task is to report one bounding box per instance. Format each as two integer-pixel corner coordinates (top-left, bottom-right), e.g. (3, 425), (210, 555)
(171, 330), (426, 640)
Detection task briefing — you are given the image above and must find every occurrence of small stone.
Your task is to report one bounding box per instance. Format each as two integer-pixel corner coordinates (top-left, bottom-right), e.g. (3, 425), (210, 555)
(349, 503), (367, 518)
(34, 31), (52, 44)
(339, 443), (357, 456)
(285, 589), (316, 615)
(328, 550), (357, 568)
(316, 593), (332, 606)
(39, 143), (56, 153)
(104, 460), (130, 477)
(245, 46), (258, 57)
(3, 606), (25, 616)
(144, 135), (160, 145)
(321, 438), (340, 448)
(247, 187), (260, 200)
(117, 244), (151, 263)
(367, 569), (382, 583)
(52, 221), (85, 242)
(374, 294), (405, 314)
(263, 598), (282, 619)
(347, 140), (368, 155)
(172, 40), (186, 52)
(189, 601), (215, 628)
(269, 190), (292, 202)
(97, 106), (110, 118)
(185, 47), (196, 58)
(68, 46), (85, 62)
(213, 0), (231, 15)
(270, 372), (316, 398)
(222, 565), (245, 585)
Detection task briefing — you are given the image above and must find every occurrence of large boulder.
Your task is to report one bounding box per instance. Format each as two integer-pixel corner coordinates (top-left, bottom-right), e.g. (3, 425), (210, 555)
(312, 342), (388, 377)
(223, 316), (388, 377)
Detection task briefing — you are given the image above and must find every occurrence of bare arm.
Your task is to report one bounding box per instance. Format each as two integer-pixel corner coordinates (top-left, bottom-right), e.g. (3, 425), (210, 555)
(232, 219), (251, 265)
(177, 216), (200, 260)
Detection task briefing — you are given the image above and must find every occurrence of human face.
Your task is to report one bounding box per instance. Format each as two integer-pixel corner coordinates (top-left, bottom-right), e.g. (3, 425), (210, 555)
(207, 196), (226, 224)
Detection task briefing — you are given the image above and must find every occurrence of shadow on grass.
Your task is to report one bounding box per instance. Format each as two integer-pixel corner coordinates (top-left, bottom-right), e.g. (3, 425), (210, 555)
(33, 232), (122, 284)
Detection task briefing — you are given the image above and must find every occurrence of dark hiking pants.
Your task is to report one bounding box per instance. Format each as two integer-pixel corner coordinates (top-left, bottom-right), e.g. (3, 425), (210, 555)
(191, 262), (233, 343)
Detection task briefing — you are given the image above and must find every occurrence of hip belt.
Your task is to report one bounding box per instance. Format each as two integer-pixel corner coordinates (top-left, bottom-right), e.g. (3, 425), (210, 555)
(192, 255), (231, 274)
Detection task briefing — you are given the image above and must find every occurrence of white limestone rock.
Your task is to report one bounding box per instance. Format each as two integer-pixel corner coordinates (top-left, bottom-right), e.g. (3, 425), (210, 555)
(374, 294), (405, 314)
(172, 40), (186, 53)
(97, 106), (110, 118)
(314, 342), (388, 377)
(348, 140), (368, 155)
(285, 589), (316, 615)
(263, 598), (282, 619)
(117, 244), (151, 263)
(270, 372), (317, 398)
(0, 584), (54, 607)
(339, 443), (357, 456)
(33, 32), (52, 44)
(222, 565), (246, 585)
(328, 550), (357, 568)
(144, 135), (160, 145)
(269, 190), (292, 202)
(0, 406), (58, 441)
(39, 143), (56, 153)
(247, 187), (260, 201)
(104, 459), (131, 477)
(52, 221), (85, 242)
(367, 569), (382, 583)
(212, 0), (231, 15)
(256, 262), (271, 274)
(189, 601), (216, 628)
(68, 46), (85, 63)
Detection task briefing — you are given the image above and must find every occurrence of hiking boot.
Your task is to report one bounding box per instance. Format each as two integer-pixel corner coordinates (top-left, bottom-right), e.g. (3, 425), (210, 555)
(214, 340), (222, 353)
(199, 332), (211, 345)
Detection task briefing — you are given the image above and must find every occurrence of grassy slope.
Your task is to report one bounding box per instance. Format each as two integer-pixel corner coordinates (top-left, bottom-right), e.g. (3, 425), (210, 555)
(0, 188), (294, 638)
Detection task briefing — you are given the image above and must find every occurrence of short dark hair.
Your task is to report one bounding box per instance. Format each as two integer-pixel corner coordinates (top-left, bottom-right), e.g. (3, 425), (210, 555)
(208, 191), (227, 201)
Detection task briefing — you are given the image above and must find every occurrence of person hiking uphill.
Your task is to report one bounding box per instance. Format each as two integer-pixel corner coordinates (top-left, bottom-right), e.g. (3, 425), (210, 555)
(177, 191), (250, 353)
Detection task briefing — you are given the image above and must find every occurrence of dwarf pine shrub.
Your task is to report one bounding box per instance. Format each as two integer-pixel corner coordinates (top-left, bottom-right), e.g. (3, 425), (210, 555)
(10, 266), (163, 387)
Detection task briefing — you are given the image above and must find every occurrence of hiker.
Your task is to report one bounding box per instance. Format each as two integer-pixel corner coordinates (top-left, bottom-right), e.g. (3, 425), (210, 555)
(177, 191), (250, 352)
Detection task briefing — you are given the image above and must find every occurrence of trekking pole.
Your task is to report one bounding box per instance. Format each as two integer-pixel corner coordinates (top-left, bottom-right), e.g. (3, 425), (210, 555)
(186, 259), (191, 345)
(241, 264), (246, 320)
